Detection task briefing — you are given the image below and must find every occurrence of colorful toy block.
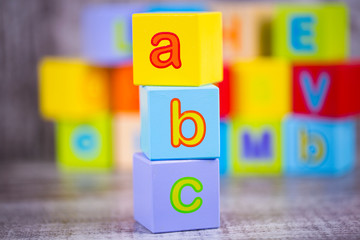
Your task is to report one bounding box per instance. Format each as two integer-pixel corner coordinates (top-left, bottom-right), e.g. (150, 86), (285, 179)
(283, 115), (356, 175)
(231, 58), (291, 118)
(210, 3), (274, 61)
(132, 12), (223, 86)
(231, 118), (282, 175)
(56, 112), (112, 171)
(39, 58), (109, 120)
(216, 65), (231, 118)
(133, 152), (220, 233)
(113, 113), (141, 171)
(220, 121), (230, 175)
(147, 3), (206, 12)
(82, 4), (145, 65)
(110, 65), (139, 113)
(140, 85), (220, 160)
(272, 3), (348, 60)
(293, 63), (360, 117)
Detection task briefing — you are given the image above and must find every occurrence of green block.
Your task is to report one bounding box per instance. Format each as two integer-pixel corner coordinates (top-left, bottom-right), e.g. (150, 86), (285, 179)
(272, 3), (348, 60)
(56, 112), (113, 172)
(231, 118), (282, 175)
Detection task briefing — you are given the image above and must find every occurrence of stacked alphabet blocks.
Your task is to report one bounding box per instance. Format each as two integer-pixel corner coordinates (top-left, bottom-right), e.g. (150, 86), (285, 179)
(274, 3), (357, 176)
(132, 12), (222, 233)
(38, 58), (112, 171)
(211, 2), (358, 176)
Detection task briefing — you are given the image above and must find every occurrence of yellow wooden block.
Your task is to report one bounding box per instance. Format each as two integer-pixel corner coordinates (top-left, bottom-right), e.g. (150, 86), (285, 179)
(210, 3), (274, 62)
(113, 113), (141, 171)
(39, 57), (109, 120)
(231, 58), (291, 118)
(132, 12), (223, 86)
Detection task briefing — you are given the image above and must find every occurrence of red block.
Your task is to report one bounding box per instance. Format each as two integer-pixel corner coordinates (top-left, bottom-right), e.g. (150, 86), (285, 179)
(293, 62), (360, 117)
(216, 65), (231, 119)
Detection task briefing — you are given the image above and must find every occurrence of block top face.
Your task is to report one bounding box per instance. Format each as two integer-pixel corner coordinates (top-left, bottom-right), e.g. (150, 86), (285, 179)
(132, 12), (223, 86)
(273, 3), (348, 60)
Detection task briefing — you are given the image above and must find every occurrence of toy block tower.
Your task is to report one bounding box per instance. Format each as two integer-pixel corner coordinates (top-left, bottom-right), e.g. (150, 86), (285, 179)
(271, 3), (357, 175)
(38, 58), (112, 172)
(132, 12), (222, 233)
(230, 58), (291, 175)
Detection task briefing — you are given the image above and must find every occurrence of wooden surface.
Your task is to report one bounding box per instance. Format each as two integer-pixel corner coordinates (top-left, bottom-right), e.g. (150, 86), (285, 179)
(1, 162), (360, 239)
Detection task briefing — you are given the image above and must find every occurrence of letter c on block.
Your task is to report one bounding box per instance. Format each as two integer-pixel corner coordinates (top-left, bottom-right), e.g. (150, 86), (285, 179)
(170, 177), (203, 213)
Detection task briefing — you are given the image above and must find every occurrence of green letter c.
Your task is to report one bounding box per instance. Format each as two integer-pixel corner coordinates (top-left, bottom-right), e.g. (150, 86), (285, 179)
(170, 177), (203, 213)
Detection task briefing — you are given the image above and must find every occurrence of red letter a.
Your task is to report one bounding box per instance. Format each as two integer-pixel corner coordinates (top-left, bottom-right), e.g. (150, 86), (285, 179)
(150, 32), (182, 69)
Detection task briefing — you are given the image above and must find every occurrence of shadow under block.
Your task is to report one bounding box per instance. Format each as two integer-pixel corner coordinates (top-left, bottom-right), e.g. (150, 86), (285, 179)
(272, 3), (348, 60)
(110, 65), (139, 113)
(82, 4), (145, 65)
(140, 85), (220, 160)
(133, 153), (220, 233)
(113, 113), (140, 171)
(231, 118), (282, 175)
(56, 112), (112, 171)
(283, 115), (356, 175)
(293, 63), (360, 117)
(210, 2), (274, 61)
(39, 58), (109, 120)
(132, 12), (223, 86)
(231, 58), (291, 118)
(220, 121), (229, 175)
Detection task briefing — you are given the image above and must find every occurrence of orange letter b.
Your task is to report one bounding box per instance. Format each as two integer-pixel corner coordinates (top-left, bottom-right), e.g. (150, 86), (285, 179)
(171, 98), (206, 148)
(150, 32), (182, 69)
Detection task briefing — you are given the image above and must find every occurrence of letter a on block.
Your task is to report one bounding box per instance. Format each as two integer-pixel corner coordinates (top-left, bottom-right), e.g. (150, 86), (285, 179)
(171, 98), (206, 148)
(300, 71), (330, 112)
(150, 32), (182, 69)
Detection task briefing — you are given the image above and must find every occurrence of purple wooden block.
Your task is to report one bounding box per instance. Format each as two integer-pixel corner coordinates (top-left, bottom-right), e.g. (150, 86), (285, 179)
(133, 152), (220, 233)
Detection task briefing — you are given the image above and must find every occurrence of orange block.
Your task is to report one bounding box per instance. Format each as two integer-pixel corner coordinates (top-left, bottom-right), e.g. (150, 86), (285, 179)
(110, 65), (139, 113)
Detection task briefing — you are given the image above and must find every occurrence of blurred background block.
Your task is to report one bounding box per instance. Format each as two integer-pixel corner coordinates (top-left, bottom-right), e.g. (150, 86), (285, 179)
(56, 112), (113, 171)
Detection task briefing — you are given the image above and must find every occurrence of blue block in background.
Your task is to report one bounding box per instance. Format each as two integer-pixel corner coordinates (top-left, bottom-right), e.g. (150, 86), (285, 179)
(133, 152), (219, 233)
(147, 3), (207, 12)
(283, 115), (356, 175)
(140, 85), (220, 160)
(82, 4), (145, 66)
(220, 120), (229, 175)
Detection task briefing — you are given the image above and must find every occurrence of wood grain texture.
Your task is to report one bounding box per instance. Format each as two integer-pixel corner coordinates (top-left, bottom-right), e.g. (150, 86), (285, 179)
(0, 0), (360, 162)
(0, 162), (360, 239)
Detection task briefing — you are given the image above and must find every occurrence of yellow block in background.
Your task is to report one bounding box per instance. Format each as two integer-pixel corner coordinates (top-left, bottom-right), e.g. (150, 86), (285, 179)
(231, 58), (291, 118)
(231, 117), (282, 175)
(39, 58), (109, 120)
(132, 12), (223, 86)
(113, 113), (141, 171)
(210, 3), (274, 62)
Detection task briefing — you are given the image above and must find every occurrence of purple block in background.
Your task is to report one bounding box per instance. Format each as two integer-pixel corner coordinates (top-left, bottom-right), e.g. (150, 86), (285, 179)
(133, 152), (220, 233)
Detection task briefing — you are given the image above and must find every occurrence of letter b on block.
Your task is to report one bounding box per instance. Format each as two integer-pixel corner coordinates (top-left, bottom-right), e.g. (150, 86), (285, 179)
(133, 13), (223, 86)
(140, 85), (220, 160)
(171, 99), (206, 148)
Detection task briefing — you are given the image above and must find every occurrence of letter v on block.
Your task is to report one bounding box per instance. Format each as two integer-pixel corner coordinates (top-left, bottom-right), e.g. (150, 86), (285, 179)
(300, 71), (330, 112)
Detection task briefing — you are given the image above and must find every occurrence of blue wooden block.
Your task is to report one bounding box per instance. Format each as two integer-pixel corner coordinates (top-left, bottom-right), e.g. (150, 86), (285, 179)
(82, 4), (145, 65)
(140, 85), (220, 160)
(133, 152), (220, 233)
(283, 115), (356, 175)
(220, 120), (229, 175)
(147, 3), (207, 12)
